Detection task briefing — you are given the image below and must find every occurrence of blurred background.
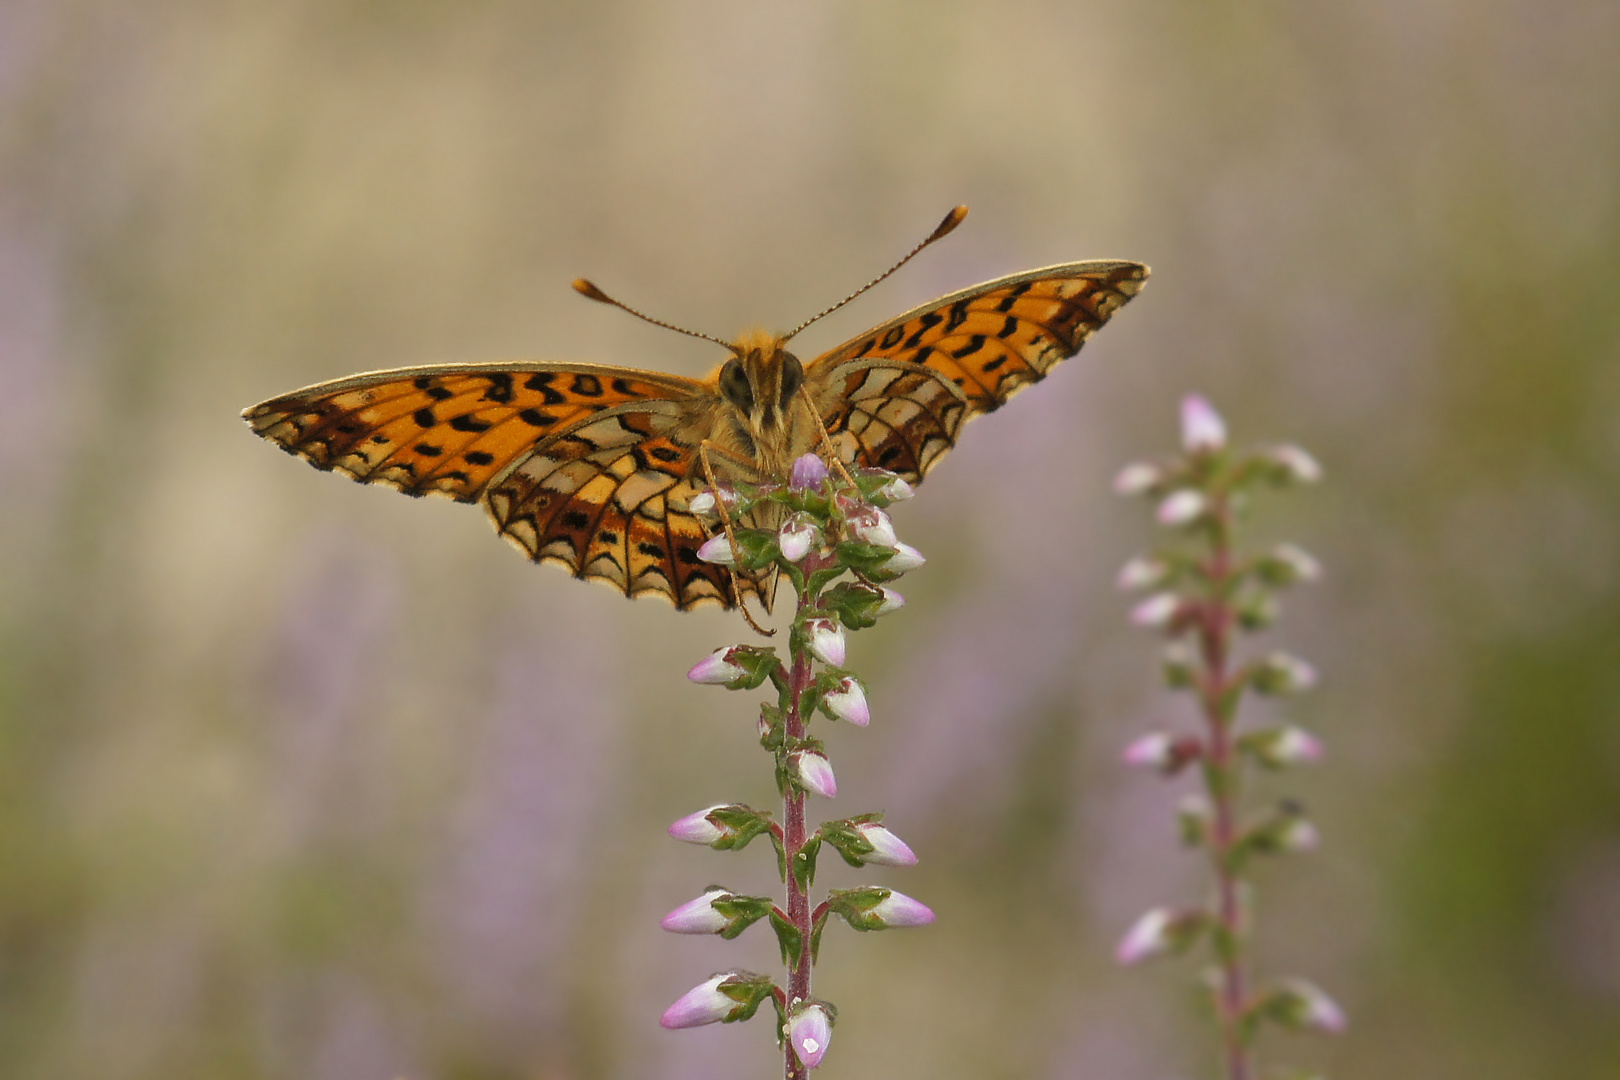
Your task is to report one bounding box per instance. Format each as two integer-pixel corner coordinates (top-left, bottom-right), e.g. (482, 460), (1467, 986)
(3, 1), (1618, 1077)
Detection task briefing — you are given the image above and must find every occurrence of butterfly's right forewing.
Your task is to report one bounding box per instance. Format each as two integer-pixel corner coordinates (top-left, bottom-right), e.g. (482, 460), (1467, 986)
(809, 261), (1148, 483)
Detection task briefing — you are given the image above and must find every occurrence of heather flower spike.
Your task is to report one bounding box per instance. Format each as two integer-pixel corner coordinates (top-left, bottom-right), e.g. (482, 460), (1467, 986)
(1116, 397), (1337, 1075)
(664, 462), (934, 1074)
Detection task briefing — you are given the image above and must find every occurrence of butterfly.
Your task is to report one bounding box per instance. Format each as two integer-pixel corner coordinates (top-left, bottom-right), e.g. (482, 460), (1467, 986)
(243, 207), (1147, 613)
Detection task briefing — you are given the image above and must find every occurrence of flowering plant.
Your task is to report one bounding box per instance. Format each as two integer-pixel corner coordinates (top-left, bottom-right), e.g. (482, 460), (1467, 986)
(663, 454), (932, 1079)
(1115, 396), (1342, 1080)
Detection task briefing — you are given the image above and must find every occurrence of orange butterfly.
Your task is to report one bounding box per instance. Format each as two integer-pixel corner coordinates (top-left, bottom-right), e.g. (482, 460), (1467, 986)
(243, 207), (1147, 612)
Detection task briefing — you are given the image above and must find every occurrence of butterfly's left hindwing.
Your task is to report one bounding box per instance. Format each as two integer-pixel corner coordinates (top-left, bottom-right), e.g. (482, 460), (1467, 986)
(808, 261), (1148, 483)
(480, 399), (768, 611)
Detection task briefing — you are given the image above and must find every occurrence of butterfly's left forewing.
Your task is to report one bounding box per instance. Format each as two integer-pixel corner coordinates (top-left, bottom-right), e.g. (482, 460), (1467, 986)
(245, 362), (760, 610)
(807, 261), (1148, 482)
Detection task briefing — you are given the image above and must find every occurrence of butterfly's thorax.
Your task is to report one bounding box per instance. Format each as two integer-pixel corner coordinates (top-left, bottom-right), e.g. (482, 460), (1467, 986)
(708, 329), (818, 481)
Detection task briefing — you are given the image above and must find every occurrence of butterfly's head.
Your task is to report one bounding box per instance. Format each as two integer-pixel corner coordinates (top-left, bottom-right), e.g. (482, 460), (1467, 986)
(716, 329), (806, 461)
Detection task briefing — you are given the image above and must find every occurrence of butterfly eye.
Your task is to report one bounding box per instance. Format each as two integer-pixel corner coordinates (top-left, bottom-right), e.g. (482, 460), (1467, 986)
(719, 358), (755, 412)
(778, 352), (804, 411)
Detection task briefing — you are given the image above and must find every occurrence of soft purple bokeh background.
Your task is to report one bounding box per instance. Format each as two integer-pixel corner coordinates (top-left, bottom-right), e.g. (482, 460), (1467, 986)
(3, 2), (1618, 1077)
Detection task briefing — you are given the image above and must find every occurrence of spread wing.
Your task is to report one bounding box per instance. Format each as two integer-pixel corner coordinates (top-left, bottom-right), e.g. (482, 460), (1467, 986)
(243, 362), (762, 610)
(806, 261), (1149, 483)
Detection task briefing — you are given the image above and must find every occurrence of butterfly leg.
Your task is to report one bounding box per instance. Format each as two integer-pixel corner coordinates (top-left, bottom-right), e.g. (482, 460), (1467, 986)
(698, 441), (776, 637)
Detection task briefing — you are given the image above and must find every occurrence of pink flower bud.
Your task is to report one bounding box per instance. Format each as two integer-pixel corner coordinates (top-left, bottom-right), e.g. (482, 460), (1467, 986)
(1278, 816), (1320, 852)
(853, 822), (917, 867)
(1116, 555), (1170, 591)
(793, 751), (837, 798)
(874, 587), (905, 615)
(1272, 979), (1347, 1033)
(823, 677), (869, 726)
(1180, 394), (1228, 452)
(1252, 652), (1318, 695)
(667, 805), (730, 844)
(660, 887), (735, 934)
(687, 647), (745, 685)
(1113, 461), (1164, 496)
(1114, 907), (1178, 965)
(1156, 489), (1208, 527)
(804, 618), (846, 666)
(696, 534), (737, 566)
(1248, 725), (1324, 767)
(791, 454), (829, 490)
(1121, 732), (1175, 769)
(788, 1003), (833, 1069)
(876, 475), (914, 501)
(1268, 542), (1322, 583)
(849, 506), (898, 548)
(659, 974), (740, 1028)
(1266, 444), (1323, 484)
(883, 542), (926, 574)
(1129, 592), (1182, 630)
(778, 513), (819, 563)
(868, 889), (934, 927)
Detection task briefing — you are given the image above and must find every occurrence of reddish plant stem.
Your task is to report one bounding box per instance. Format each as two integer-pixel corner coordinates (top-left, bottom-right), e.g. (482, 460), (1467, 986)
(1198, 493), (1253, 1080)
(781, 560), (824, 1080)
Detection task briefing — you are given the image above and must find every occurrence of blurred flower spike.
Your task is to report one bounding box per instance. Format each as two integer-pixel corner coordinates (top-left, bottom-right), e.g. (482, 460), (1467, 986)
(1114, 396), (1336, 1074)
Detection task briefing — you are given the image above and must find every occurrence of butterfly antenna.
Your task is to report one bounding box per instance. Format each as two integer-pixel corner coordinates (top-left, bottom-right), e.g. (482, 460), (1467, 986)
(573, 279), (736, 350)
(783, 205), (969, 341)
